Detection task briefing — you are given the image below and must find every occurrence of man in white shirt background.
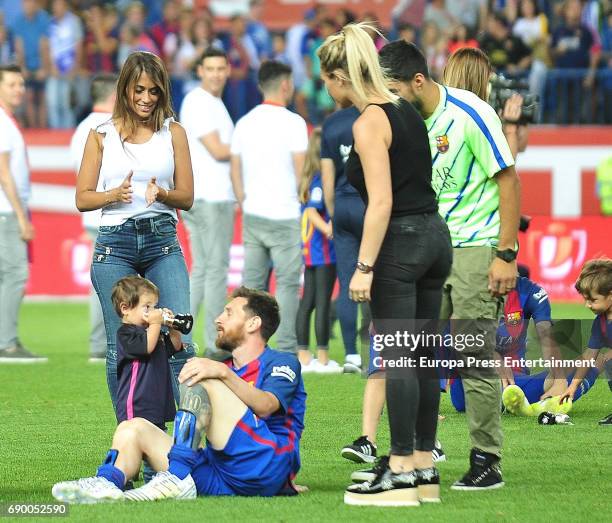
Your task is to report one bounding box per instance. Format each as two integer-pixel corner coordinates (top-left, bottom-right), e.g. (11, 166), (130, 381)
(230, 60), (307, 354)
(69, 73), (116, 362)
(0, 64), (45, 363)
(180, 48), (235, 358)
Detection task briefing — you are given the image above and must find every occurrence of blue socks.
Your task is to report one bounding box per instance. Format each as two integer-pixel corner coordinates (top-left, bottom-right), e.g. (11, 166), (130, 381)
(167, 445), (199, 480)
(96, 449), (125, 490)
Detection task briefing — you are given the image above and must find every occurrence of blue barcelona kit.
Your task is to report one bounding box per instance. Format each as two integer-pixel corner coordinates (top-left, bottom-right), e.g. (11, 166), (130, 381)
(495, 277), (552, 372)
(301, 173), (335, 267)
(588, 314), (612, 351)
(190, 347), (306, 496)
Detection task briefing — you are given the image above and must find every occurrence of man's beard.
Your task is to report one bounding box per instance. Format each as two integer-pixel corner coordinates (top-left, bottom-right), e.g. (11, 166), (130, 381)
(215, 329), (245, 352)
(410, 96), (423, 114)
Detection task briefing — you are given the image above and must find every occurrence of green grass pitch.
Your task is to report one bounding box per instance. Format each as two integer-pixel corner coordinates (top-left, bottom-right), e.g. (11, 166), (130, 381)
(0, 301), (610, 522)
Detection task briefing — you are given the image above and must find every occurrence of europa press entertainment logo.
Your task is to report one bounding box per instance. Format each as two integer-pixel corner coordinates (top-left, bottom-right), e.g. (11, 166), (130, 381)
(529, 222), (587, 280)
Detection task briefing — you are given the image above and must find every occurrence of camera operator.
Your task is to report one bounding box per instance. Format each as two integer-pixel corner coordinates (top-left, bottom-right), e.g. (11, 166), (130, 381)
(443, 48), (536, 160)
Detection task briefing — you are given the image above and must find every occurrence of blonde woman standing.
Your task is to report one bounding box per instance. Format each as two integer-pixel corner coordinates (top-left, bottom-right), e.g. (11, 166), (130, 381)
(76, 51), (195, 414)
(318, 24), (452, 506)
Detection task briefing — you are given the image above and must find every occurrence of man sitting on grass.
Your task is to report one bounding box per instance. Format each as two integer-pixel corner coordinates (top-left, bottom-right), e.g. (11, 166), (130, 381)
(52, 287), (306, 503)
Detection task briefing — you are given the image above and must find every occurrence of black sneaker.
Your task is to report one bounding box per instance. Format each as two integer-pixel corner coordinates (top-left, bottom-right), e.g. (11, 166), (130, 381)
(432, 440), (446, 463)
(341, 436), (377, 464)
(0, 342), (47, 363)
(416, 467), (440, 503)
(344, 461), (419, 507)
(451, 449), (504, 491)
(350, 455), (389, 483)
(599, 413), (612, 425)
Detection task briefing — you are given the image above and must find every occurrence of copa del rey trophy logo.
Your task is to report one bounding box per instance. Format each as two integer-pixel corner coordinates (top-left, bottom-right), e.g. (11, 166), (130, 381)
(528, 223), (587, 280)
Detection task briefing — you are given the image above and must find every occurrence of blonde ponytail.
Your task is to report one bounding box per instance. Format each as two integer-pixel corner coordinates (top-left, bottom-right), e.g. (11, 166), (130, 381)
(299, 128), (322, 204)
(318, 22), (398, 106)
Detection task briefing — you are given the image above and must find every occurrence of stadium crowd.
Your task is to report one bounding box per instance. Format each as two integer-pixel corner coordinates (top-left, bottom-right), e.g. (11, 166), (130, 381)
(0, 0), (611, 127)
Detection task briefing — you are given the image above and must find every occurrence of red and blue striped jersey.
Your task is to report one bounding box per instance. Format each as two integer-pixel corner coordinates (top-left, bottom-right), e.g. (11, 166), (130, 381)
(301, 174), (336, 267)
(226, 347), (306, 470)
(496, 277), (552, 372)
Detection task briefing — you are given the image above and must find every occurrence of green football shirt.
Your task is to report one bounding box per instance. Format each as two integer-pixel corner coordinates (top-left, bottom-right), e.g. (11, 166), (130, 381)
(424, 84), (515, 247)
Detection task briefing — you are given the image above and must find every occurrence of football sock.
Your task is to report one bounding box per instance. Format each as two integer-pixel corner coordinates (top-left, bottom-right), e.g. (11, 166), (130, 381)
(96, 449), (126, 490)
(167, 445), (199, 481)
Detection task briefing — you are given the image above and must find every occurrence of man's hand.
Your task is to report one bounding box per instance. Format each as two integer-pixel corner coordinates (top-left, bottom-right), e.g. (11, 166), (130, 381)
(502, 94), (523, 123)
(498, 364), (515, 389)
(488, 257), (517, 297)
(559, 385), (576, 404)
(540, 378), (568, 400)
(18, 218), (35, 241)
(179, 357), (228, 386)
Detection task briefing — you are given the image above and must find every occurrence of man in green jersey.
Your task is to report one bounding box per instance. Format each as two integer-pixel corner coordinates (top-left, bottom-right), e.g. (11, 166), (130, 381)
(379, 41), (521, 491)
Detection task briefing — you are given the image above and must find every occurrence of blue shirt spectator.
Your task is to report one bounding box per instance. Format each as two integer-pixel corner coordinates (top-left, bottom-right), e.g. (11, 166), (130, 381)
(0, 19), (15, 64)
(13, 0), (51, 73)
(0, 0), (24, 30)
(247, 0), (272, 60)
(551, 0), (595, 68)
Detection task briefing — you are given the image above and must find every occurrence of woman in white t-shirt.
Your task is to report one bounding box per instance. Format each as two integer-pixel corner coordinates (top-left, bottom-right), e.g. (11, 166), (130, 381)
(512, 0), (550, 65)
(76, 51), (194, 413)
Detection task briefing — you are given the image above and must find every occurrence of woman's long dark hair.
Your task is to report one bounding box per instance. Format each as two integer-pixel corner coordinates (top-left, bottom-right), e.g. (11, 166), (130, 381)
(113, 51), (174, 140)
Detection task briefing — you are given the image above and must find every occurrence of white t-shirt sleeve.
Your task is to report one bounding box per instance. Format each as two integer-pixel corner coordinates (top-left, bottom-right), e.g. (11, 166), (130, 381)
(0, 116), (11, 154)
(230, 121), (243, 155)
(181, 93), (219, 139)
(289, 115), (308, 153)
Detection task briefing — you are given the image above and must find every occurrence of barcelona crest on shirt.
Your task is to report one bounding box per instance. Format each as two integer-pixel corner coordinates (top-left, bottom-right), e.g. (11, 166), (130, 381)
(506, 311), (523, 325)
(436, 134), (449, 153)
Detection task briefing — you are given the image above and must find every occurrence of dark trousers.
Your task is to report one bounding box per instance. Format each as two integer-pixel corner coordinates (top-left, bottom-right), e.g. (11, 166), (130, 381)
(372, 212), (452, 455)
(296, 264), (337, 349)
(334, 194), (369, 356)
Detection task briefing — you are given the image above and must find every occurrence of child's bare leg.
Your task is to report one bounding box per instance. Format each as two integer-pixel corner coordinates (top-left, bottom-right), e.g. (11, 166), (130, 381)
(112, 419), (173, 482)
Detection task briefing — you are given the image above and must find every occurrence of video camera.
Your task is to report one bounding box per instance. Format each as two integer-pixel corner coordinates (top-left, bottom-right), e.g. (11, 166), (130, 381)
(489, 74), (539, 124)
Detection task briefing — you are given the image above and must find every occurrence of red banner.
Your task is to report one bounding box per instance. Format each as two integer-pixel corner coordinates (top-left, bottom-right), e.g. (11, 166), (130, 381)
(519, 216), (612, 301)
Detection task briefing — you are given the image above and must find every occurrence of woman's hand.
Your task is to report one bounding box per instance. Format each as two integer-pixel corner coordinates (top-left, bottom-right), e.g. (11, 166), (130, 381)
(145, 176), (166, 206)
(111, 170), (133, 204)
(349, 269), (373, 302)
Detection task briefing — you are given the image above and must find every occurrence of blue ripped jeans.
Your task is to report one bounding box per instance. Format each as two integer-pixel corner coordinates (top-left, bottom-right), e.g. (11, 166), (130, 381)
(90, 214), (195, 416)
